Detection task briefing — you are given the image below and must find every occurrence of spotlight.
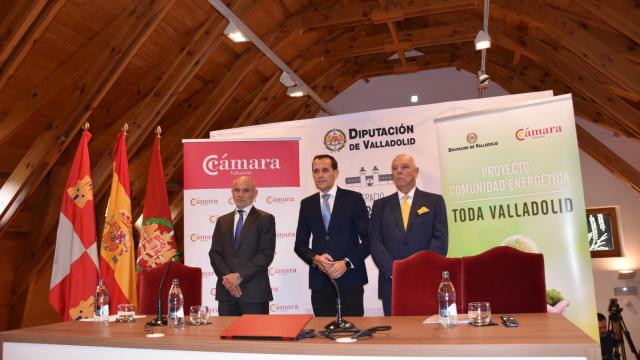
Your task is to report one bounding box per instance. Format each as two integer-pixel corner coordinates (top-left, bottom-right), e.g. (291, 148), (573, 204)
(224, 22), (249, 43)
(474, 30), (491, 50)
(287, 85), (306, 97)
(478, 70), (490, 89)
(279, 72), (296, 87)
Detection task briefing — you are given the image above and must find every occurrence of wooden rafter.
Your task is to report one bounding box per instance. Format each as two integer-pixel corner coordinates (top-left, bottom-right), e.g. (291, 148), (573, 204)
(578, 0), (640, 45)
(0, 0), (175, 237)
(305, 21), (480, 59)
(491, 27), (640, 139)
(233, 72), (281, 128)
(0, 0), (66, 92)
(493, 0), (640, 97)
(576, 125), (640, 195)
(284, 0), (479, 32)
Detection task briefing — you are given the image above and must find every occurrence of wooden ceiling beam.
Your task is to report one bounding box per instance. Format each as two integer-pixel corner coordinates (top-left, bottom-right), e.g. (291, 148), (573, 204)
(578, 0), (640, 45)
(493, 0), (640, 97)
(90, 12), (228, 198)
(233, 72), (282, 128)
(576, 125), (640, 195)
(0, 0), (175, 237)
(0, 0), (66, 92)
(491, 28), (640, 139)
(0, 1), (47, 66)
(456, 58), (640, 195)
(475, 54), (634, 139)
(305, 21), (479, 59)
(283, 0), (479, 32)
(0, 0), (173, 146)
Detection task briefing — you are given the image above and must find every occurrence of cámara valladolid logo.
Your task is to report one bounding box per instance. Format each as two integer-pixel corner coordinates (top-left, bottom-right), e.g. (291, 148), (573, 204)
(202, 153), (281, 176)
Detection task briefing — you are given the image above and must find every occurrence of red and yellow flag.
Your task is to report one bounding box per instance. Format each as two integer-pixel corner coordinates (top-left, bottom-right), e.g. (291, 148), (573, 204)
(100, 130), (137, 311)
(49, 129), (99, 320)
(137, 134), (177, 270)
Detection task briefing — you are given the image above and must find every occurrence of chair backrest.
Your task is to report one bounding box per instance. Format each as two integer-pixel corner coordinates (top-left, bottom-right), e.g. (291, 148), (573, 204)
(462, 246), (547, 313)
(391, 250), (463, 316)
(138, 261), (203, 315)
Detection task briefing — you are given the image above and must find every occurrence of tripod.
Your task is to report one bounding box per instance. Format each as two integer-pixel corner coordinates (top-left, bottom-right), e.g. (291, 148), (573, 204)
(608, 304), (639, 360)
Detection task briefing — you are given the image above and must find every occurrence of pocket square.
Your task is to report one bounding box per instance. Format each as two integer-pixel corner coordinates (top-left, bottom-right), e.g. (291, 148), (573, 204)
(417, 207), (429, 215)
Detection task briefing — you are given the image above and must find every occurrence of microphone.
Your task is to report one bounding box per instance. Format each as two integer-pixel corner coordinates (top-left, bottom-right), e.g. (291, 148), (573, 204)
(146, 261), (172, 327)
(324, 276), (356, 332)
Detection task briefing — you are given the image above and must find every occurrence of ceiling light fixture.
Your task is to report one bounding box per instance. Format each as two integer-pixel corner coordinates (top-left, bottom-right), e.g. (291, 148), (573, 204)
(287, 85), (307, 98)
(279, 72), (296, 87)
(478, 70), (490, 89)
(223, 22), (249, 43)
(410, 95), (418, 103)
(474, 30), (491, 50)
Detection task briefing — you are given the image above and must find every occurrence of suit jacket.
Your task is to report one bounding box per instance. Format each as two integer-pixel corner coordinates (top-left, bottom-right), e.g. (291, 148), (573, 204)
(209, 207), (276, 302)
(294, 187), (370, 290)
(369, 188), (448, 300)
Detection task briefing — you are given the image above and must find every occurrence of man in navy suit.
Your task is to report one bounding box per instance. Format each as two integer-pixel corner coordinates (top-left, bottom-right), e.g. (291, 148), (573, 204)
(295, 154), (370, 316)
(209, 176), (276, 316)
(370, 154), (448, 315)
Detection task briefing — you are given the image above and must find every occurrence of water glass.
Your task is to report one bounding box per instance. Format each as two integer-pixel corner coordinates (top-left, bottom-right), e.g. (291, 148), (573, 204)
(468, 302), (491, 326)
(190, 305), (209, 325)
(117, 303), (135, 323)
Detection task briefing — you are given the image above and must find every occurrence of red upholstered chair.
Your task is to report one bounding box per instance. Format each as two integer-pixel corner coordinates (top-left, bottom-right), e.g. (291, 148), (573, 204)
(462, 246), (547, 313)
(138, 261), (203, 315)
(391, 250), (463, 316)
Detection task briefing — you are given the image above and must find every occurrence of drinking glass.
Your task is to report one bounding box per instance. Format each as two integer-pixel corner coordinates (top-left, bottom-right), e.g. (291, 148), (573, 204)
(190, 305), (209, 325)
(117, 304), (135, 323)
(468, 302), (491, 325)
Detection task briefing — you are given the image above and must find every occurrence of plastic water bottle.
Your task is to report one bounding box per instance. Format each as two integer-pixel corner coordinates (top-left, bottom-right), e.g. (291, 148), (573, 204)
(438, 270), (458, 326)
(94, 279), (110, 324)
(168, 279), (184, 328)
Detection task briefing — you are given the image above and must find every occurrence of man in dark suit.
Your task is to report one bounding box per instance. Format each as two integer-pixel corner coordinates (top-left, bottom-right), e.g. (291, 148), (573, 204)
(295, 154), (370, 316)
(209, 176), (276, 315)
(370, 154), (448, 315)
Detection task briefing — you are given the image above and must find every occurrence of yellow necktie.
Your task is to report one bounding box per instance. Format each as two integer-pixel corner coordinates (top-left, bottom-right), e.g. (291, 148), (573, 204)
(401, 194), (410, 230)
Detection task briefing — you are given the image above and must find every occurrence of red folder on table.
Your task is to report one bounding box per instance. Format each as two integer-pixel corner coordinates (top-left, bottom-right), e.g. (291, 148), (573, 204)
(220, 314), (313, 340)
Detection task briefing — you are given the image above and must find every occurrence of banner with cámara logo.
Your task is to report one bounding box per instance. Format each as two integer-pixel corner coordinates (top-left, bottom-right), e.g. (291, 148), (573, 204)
(183, 139), (302, 315)
(434, 94), (597, 340)
(190, 91), (553, 315)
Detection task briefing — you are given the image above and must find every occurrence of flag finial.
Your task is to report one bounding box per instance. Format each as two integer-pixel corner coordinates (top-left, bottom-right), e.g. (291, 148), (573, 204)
(83, 122), (90, 130)
(122, 123), (128, 135)
(155, 126), (162, 138)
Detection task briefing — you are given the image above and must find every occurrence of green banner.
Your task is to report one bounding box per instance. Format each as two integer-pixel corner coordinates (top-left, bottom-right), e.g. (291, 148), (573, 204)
(434, 95), (597, 340)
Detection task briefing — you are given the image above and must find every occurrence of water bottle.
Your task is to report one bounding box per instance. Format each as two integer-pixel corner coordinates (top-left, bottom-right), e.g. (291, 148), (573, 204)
(168, 279), (184, 328)
(438, 270), (458, 326)
(94, 279), (110, 324)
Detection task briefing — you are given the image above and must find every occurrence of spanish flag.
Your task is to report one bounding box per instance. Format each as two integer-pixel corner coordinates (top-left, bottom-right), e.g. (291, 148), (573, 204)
(49, 129), (99, 320)
(100, 130), (137, 311)
(137, 133), (177, 270)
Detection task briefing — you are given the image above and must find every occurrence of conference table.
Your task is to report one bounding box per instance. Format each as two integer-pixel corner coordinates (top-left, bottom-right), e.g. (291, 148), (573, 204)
(0, 313), (599, 360)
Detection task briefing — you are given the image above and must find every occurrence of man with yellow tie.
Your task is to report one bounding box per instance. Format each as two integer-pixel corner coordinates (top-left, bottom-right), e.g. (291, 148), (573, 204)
(369, 154), (448, 316)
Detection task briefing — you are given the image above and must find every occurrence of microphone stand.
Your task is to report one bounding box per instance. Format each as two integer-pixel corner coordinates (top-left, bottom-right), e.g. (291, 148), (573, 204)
(324, 276), (356, 332)
(146, 261), (172, 327)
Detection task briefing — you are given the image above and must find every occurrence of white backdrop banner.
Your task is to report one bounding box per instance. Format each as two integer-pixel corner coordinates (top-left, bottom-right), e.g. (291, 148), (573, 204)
(184, 91), (553, 315)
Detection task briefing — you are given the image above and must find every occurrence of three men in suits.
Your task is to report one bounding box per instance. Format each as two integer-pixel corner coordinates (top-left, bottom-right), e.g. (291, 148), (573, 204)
(209, 176), (276, 316)
(295, 154), (370, 316)
(370, 154), (448, 315)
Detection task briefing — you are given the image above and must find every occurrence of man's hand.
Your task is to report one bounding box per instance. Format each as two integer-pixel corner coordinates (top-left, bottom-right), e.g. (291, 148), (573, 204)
(313, 253), (334, 273)
(326, 260), (347, 279)
(222, 273), (242, 291)
(228, 284), (242, 298)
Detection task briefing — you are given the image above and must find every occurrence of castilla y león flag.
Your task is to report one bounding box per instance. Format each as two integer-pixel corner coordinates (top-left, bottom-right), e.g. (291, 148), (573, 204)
(49, 129), (99, 320)
(100, 131), (137, 311)
(137, 135), (177, 270)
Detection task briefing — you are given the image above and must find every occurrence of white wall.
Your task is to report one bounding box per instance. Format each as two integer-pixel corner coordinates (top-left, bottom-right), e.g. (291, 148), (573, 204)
(321, 68), (640, 350)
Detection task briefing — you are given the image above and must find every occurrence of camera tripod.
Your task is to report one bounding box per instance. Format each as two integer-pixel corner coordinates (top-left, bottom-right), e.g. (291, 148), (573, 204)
(608, 306), (639, 360)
